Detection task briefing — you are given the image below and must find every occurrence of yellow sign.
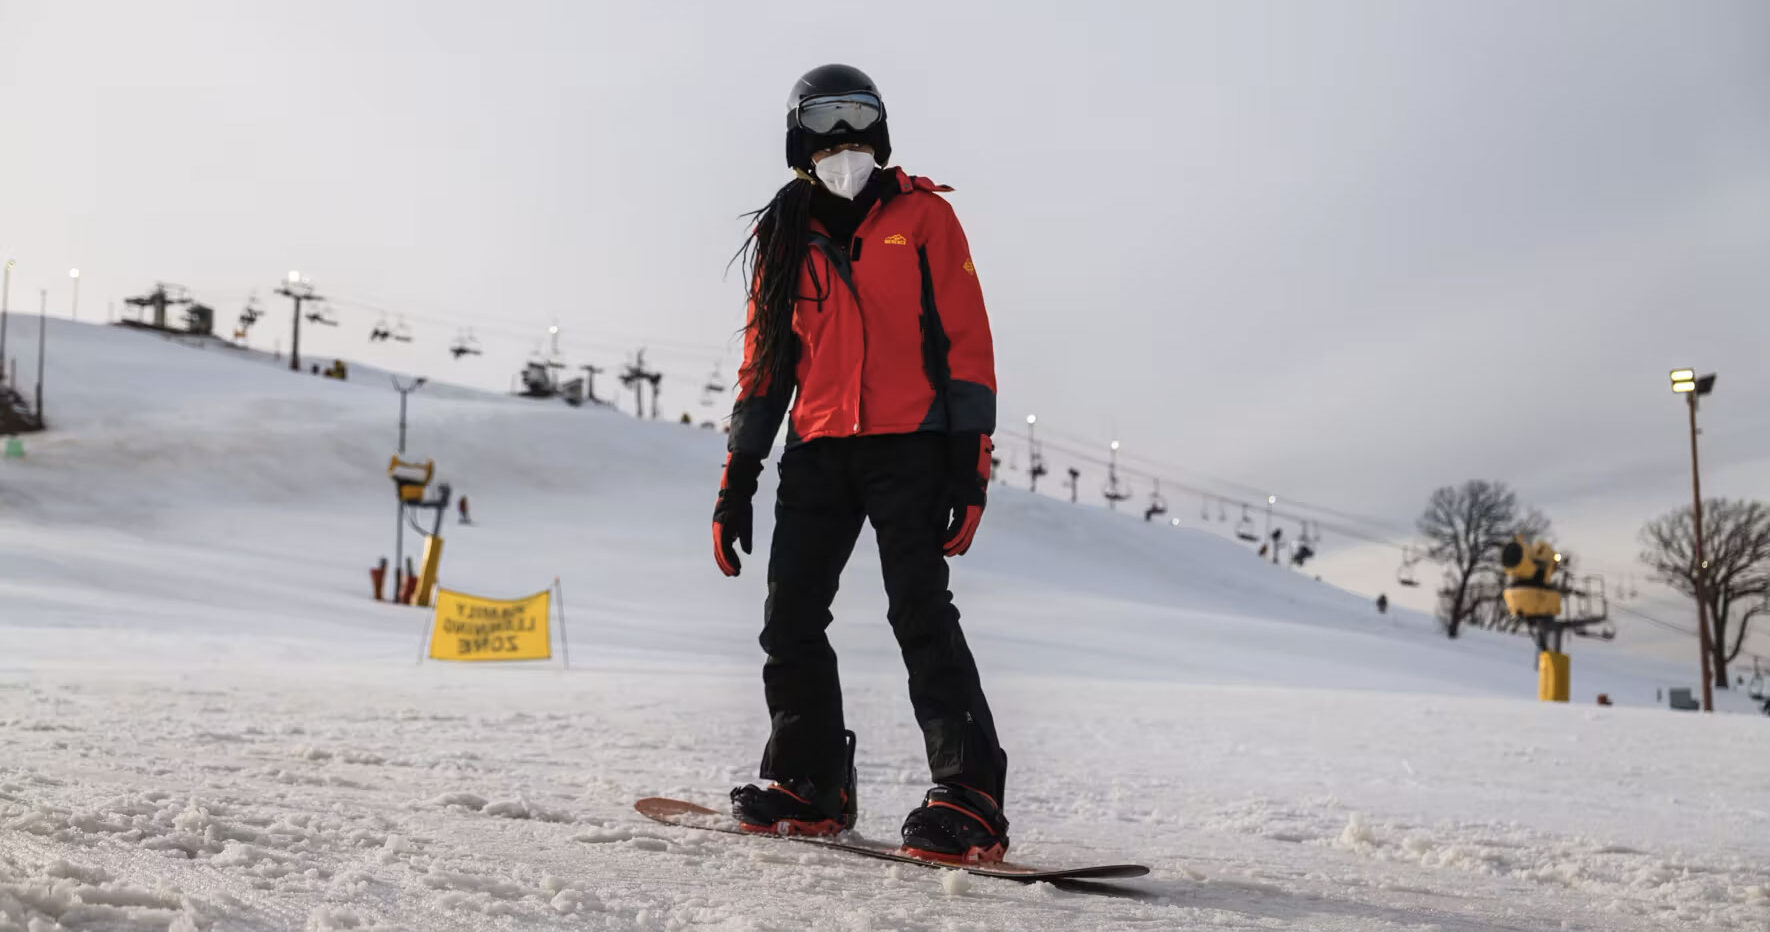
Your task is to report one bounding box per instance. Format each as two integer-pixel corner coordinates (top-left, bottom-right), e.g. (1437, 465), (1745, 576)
(429, 588), (552, 661)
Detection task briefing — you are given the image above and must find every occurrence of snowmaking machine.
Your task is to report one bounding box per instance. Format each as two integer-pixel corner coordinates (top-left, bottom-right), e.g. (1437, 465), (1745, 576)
(1500, 535), (1610, 702)
(387, 456), (452, 608)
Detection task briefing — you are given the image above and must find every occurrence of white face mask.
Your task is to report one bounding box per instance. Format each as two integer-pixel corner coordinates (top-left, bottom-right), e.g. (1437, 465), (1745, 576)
(814, 148), (875, 200)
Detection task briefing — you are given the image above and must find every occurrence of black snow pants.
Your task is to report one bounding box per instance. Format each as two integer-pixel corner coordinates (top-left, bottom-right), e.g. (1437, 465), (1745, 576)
(758, 432), (1006, 803)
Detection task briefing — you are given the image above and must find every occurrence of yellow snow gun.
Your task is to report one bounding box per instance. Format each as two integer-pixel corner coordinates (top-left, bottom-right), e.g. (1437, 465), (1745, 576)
(1500, 536), (1563, 620)
(389, 456), (434, 503)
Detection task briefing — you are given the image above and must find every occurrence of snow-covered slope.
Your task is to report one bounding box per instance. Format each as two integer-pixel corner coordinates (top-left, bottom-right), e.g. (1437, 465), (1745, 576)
(1, 319), (1765, 931)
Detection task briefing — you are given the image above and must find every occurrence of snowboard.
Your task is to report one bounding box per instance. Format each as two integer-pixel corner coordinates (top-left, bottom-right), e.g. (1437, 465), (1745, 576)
(634, 797), (1149, 884)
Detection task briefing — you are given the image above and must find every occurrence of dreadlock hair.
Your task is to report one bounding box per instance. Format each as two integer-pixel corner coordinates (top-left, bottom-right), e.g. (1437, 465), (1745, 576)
(733, 173), (826, 393)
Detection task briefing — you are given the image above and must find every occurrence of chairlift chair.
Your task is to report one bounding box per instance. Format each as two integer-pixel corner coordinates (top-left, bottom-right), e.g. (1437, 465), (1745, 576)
(700, 363), (727, 407)
(1143, 481), (1169, 523)
(305, 305), (340, 327)
(1102, 474), (1132, 509)
(369, 316), (392, 342)
(1234, 505), (1259, 542)
(392, 318), (414, 343)
(1397, 545), (1422, 587)
(1573, 621), (1618, 641)
(449, 329), (483, 360)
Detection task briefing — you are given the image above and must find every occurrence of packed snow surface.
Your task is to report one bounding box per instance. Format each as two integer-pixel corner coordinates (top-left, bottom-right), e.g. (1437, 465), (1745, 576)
(1, 319), (1766, 931)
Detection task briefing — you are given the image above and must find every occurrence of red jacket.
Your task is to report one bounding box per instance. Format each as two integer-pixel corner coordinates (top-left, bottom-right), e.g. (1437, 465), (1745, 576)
(728, 168), (996, 457)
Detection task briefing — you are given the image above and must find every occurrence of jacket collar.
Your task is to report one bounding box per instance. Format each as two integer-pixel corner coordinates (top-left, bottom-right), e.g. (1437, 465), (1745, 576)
(887, 166), (953, 194)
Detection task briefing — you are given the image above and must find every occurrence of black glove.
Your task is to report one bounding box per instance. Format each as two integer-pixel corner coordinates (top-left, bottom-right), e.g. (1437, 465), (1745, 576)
(941, 433), (993, 557)
(713, 452), (763, 577)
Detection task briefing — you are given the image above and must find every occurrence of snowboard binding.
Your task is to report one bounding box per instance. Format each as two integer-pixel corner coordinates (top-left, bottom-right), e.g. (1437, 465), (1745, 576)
(730, 730), (857, 836)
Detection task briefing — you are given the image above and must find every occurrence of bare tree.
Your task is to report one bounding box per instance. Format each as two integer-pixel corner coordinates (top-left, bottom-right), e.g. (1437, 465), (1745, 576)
(1639, 498), (1770, 689)
(1417, 480), (1550, 638)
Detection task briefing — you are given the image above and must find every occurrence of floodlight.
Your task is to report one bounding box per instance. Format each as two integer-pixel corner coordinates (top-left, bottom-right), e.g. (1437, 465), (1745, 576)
(1670, 369), (1695, 383)
(68, 268), (79, 279)
(1026, 414), (1037, 425)
(287, 270), (301, 283)
(1672, 381), (1696, 393)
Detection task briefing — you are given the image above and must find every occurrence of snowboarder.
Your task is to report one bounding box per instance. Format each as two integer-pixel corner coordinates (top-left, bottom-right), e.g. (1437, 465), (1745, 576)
(712, 64), (1009, 864)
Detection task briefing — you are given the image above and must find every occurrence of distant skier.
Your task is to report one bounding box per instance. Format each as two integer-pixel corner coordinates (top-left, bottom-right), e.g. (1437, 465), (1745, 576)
(712, 64), (1008, 864)
(1376, 593), (1389, 614)
(458, 495), (472, 526)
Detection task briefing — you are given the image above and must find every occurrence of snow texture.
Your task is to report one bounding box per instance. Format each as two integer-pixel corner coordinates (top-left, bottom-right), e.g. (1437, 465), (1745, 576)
(0, 318), (1765, 930)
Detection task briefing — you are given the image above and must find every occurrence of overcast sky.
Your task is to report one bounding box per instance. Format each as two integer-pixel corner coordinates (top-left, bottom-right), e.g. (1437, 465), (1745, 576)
(4, 1), (1768, 643)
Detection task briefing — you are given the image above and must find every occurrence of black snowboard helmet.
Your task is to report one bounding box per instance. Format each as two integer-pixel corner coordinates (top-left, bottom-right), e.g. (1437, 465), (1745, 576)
(785, 64), (891, 172)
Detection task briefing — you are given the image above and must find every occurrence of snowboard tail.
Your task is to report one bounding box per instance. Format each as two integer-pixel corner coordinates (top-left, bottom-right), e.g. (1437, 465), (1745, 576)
(634, 797), (1149, 883)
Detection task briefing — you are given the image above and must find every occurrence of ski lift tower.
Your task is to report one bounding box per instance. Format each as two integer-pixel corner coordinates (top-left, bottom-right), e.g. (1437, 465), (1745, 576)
(275, 271), (323, 373)
(619, 349), (662, 418)
(122, 282), (193, 331)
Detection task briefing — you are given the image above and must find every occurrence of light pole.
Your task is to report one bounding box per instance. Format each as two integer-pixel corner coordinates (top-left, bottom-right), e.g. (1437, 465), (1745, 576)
(35, 289), (47, 421)
(1671, 368), (1717, 712)
(391, 375), (427, 600)
(68, 268), (80, 321)
(392, 375), (426, 454)
(1266, 495), (1279, 564)
(1, 258), (13, 384)
(1026, 414), (1045, 493)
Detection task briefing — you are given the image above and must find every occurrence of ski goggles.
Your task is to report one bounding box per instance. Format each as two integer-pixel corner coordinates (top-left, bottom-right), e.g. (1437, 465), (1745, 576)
(793, 92), (885, 135)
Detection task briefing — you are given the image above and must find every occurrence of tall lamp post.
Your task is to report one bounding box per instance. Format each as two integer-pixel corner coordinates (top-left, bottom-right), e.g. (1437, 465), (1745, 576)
(35, 289), (47, 421)
(1671, 367), (1717, 713)
(1025, 414), (1043, 493)
(1, 258), (13, 383)
(68, 268), (80, 321)
(1266, 495), (1279, 564)
(391, 375), (427, 598)
(392, 375), (427, 454)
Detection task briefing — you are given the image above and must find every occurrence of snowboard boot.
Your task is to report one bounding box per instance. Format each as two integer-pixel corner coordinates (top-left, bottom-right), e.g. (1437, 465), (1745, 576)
(900, 783), (1009, 864)
(730, 730), (857, 836)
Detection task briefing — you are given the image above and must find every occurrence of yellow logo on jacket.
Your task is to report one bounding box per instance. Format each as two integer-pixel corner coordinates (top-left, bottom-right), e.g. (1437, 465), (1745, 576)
(882, 233), (908, 245)
(962, 259), (976, 275)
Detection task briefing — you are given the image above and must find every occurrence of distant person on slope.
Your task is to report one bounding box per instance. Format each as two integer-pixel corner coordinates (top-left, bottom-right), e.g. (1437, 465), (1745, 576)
(711, 64), (1008, 864)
